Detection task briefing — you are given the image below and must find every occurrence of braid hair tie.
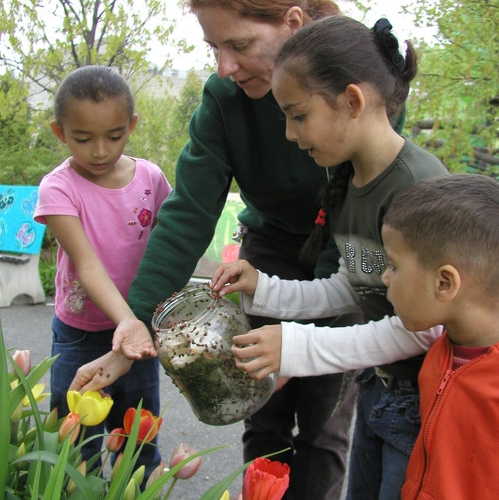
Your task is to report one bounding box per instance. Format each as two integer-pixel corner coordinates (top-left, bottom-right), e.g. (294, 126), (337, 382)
(372, 18), (405, 73)
(315, 208), (327, 226)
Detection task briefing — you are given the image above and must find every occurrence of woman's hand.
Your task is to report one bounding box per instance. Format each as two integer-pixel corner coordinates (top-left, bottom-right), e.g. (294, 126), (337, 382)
(210, 259), (259, 296)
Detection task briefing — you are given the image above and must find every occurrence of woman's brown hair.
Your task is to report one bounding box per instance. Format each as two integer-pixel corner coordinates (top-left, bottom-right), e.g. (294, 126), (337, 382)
(185, 0), (341, 24)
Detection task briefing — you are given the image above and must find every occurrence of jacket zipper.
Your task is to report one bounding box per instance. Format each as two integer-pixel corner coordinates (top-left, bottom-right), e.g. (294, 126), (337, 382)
(416, 347), (454, 496)
(415, 344), (488, 496)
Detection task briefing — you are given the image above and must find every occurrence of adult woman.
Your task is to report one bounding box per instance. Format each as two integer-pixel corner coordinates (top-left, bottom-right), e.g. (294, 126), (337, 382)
(129, 2), (356, 498)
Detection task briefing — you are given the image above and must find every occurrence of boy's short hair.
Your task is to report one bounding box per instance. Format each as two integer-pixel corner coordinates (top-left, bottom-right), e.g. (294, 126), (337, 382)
(384, 174), (499, 295)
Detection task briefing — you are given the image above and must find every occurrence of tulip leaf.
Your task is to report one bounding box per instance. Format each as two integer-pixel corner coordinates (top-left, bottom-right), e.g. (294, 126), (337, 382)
(198, 461), (250, 500)
(0, 323), (10, 496)
(30, 456), (42, 499)
(105, 400), (144, 500)
(106, 400), (170, 500)
(12, 450), (97, 498)
(11, 356), (57, 464)
(42, 437), (70, 500)
(66, 476), (108, 499)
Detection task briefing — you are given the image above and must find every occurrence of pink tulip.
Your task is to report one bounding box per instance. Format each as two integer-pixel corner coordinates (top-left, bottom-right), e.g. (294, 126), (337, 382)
(12, 349), (31, 376)
(59, 412), (81, 444)
(242, 458), (290, 500)
(145, 461), (165, 489)
(169, 443), (202, 479)
(106, 428), (126, 452)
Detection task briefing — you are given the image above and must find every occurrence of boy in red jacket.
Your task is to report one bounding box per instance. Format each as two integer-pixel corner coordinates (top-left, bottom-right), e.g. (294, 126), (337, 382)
(381, 173), (499, 500)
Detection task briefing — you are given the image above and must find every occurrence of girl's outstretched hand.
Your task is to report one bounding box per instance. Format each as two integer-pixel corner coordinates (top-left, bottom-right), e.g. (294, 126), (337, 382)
(68, 351), (133, 393)
(231, 325), (282, 379)
(210, 259), (259, 297)
(112, 318), (157, 360)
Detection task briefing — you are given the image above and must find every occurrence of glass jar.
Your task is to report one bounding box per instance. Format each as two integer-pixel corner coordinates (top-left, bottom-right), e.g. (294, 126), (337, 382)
(152, 284), (276, 426)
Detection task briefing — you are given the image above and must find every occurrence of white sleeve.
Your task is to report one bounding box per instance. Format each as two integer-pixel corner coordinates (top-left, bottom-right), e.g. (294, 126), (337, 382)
(279, 315), (443, 377)
(241, 258), (361, 319)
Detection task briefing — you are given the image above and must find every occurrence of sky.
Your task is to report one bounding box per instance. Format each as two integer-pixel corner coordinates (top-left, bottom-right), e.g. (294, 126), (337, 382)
(165, 0), (437, 71)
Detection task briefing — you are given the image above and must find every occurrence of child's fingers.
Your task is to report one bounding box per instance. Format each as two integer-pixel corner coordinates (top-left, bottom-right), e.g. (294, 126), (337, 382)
(212, 267), (240, 291)
(232, 331), (259, 347)
(234, 357), (273, 379)
(120, 344), (157, 360)
(210, 265), (228, 290)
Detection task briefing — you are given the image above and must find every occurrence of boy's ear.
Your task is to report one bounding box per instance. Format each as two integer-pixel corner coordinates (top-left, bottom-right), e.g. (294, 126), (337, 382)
(344, 84), (365, 118)
(435, 264), (461, 302)
(50, 121), (66, 143)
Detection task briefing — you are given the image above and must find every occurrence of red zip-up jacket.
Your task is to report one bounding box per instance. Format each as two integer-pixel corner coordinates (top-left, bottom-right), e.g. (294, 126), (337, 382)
(403, 332), (499, 500)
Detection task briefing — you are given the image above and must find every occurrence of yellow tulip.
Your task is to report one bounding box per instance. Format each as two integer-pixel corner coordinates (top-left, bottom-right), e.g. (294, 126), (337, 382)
(14, 442), (27, 470)
(131, 465), (145, 487)
(123, 477), (139, 500)
(219, 491), (231, 500)
(22, 383), (50, 407)
(66, 390), (113, 427)
(10, 379), (50, 407)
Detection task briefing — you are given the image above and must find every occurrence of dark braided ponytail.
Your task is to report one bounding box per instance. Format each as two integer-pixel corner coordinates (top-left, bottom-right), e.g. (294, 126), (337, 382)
(300, 162), (353, 265)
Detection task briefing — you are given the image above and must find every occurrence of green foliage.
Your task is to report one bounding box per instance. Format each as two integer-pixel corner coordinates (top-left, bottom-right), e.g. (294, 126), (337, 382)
(401, 0), (498, 174)
(126, 70), (204, 184)
(0, 72), (66, 185)
(1, 0), (177, 96)
(39, 240), (57, 298)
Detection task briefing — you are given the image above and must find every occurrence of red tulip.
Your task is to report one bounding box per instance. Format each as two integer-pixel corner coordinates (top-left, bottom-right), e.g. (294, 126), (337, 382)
(242, 458), (290, 500)
(169, 443), (202, 479)
(106, 428), (126, 452)
(123, 408), (162, 444)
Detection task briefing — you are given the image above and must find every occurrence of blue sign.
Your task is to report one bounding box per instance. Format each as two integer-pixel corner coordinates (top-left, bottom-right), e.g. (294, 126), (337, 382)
(0, 185), (46, 255)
